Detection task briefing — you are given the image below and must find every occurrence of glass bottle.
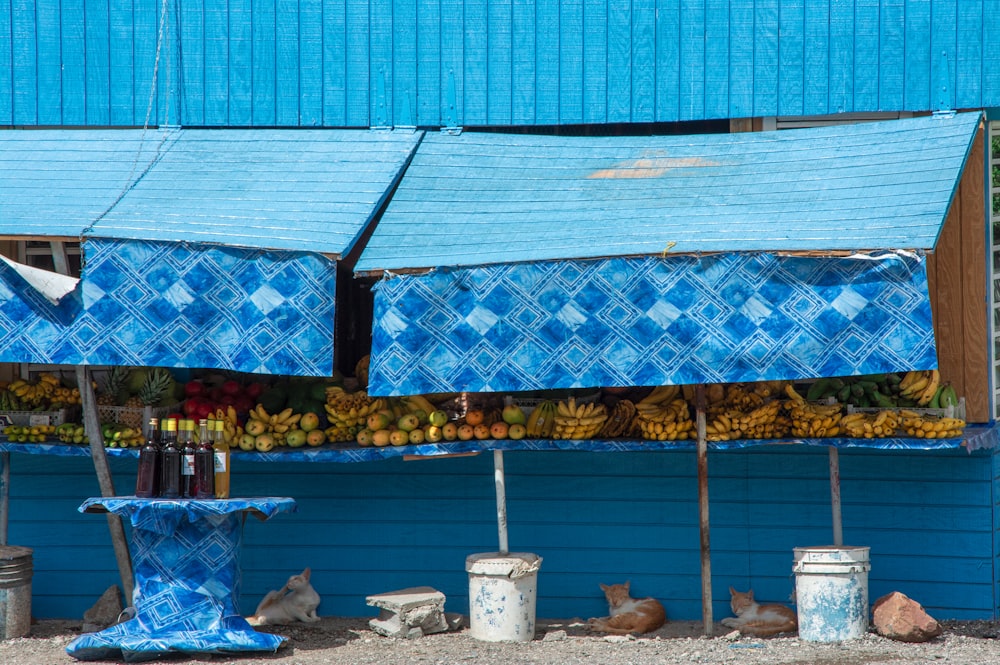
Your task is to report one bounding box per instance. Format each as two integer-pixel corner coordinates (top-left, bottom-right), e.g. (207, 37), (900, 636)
(213, 418), (231, 499)
(134, 417), (161, 498)
(194, 418), (215, 499)
(159, 418), (181, 499)
(180, 419), (197, 498)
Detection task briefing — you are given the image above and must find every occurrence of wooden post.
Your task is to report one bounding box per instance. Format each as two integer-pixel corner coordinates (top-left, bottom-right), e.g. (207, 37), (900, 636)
(829, 447), (843, 546)
(77, 366), (134, 602)
(493, 450), (509, 554)
(695, 384), (713, 636)
(0, 452), (8, 545)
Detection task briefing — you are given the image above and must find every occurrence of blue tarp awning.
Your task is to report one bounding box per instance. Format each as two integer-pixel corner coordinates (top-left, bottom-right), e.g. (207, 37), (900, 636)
(0, 129), (423, 375)
(359, 113), (983, 395)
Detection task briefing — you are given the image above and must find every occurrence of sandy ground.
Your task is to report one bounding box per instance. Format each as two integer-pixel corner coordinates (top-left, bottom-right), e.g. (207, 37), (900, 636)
(2, 616), (1000, 665)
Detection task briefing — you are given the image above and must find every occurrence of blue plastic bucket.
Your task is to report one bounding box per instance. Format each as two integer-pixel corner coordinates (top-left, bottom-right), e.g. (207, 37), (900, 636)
(793, 546), (870, 642)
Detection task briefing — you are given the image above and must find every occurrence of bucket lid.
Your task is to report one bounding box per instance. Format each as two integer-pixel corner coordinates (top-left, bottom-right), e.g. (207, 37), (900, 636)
(0, 545), (32, 561)
(793, 545), (870, 565)
(465, 552), (542, 579)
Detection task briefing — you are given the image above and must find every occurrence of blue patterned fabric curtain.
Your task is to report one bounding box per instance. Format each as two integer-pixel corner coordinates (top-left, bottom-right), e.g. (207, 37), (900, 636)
(368, 252), (937, 396)
(0, 238), (337, 376)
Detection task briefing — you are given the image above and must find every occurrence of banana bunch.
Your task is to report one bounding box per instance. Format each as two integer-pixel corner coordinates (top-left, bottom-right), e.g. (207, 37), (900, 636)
(840, 410), (900, 438)
(898, 410), (966, 439)
(525, 400), (557, 438)
(212, 406), (242, 447)
(324, 388), (387, 442)
(598, 399), (637, 438)
(246, 404), (302, 445)
(897, 370), (941, 407)
(750, 380), (790, 399)
(635, 398), (694, 441)
(730, 400), (789, 440)
(552, 398), (608, 440)
(784, 384), (842, 437)
(719, 384), (766, 412)
(806, 374), (901, 408)
(704, 410), (741, 441)
(102, 424), (143, 448)
(55, 423), (88, 444)
(6, 373), (61, 409)
(0, 389), (26, 412)
(637, 385), (681, 408)
(3, 424), (56, 442)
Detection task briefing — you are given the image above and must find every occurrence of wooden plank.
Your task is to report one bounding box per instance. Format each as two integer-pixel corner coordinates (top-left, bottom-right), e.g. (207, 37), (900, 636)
(655, 0), (681, 122)
(512, 0), (538, 124)
(727, 0), (752, 118)
(323, 0), (348, 125)
(605, 0), (632, 123)
(10, 0), (38, 125)
(827, 0), (854, 113)
(677, 0), (703, 121)
(852, 0), (879, 111)
(954, 0), (982, 110)
(534, 0), (560, 124)
(392, 0), (418, 125)
(703, 0), (728, 120)
(133, 0), (158, 124)
(439, 0), (463, 126)
(84, 0), (111, 126)
(275, 0), (301, 126)
(776, 0), (803, 117)
(903, 0), (931, 110)
(878, 0), (905, 110)
(558, 0), (583, 123)
(177, 0), (205, 125)
(959, 127), (988, 423)
(487, 0), (513, 124)
(299, 0), (323, 125)
(60, 0), (86, 125)
(930, 0), (957, 110)
(35, 0), (62, 125)
(0, 0), (11, 124)
(345, 0), (371, 125)
(630, 0), (655, 122)
(204, 0), (230, 124)
(581, 0), (607, 123)
(802, 0), (829, 114)
(252, 0), (278, 125)
(931, 195), (966, 416)
(752, 0), (777, 116)
(228, 0), (253, 125)
(415, 0), (442, 125)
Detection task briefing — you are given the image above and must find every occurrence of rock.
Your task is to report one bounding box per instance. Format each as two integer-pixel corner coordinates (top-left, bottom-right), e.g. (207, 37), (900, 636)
(81, 585), (124, 633)
(872, 591), (943, 643)
(542, 629), (567, 641)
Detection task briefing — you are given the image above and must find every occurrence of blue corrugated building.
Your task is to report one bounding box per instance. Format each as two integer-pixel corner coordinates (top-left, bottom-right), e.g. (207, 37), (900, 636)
(1, 0), (999, 626)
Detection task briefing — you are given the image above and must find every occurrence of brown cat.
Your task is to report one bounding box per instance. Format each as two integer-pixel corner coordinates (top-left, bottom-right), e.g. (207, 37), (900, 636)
(587, 581), (667, 635)
(720, 586), (797, 637)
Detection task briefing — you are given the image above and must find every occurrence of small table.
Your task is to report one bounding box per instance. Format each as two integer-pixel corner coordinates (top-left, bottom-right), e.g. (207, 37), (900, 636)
(66, 496), (297, 662)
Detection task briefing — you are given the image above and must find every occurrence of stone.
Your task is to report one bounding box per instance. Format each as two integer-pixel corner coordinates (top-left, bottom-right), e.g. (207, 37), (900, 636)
(872, 591), (943, 643)
(82, 585), (124, 633)
(366, 586), (449, 638)
(542, 629), (567, 641)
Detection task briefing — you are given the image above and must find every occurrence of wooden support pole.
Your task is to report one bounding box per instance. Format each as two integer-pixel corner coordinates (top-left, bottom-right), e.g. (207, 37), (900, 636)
(494, 450), (509, 555)
(0, 452), (8, 545)
(829, 447), (843, 547)
(77, 366), (134, 602)
(695, 384), (713, 636)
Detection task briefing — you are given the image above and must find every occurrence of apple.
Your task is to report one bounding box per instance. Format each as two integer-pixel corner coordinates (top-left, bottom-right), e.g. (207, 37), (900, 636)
(508, 423), (527, 440)
(184, 380), (207, 398)
(428, 410), (449, 427)
(221, 380), (242, 396)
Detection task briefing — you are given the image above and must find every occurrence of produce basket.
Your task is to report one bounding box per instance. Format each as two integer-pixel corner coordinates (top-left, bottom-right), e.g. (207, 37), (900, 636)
(0, 407), (76, 427)
(845, 397), (966, 421)
(97, 403), (183, 429)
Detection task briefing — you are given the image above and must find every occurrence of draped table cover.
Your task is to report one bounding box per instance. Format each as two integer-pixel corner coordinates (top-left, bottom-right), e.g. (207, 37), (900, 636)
(66, 496), (296, 662)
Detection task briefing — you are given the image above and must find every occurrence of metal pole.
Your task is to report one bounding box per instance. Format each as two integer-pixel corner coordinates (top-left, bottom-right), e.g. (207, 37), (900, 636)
(77, 366), (134, 601)
(493, 450), (509, 555)
(695, 384), (713, 636)
(829, 447), (843, 546)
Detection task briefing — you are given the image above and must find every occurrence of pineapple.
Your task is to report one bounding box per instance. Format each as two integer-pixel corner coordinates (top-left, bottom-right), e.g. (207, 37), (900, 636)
(119, 368), (174, 428)
(97, 366), (130, 407)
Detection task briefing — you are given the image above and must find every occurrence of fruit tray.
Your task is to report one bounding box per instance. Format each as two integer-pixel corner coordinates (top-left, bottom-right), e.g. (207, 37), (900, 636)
(0, 407), (77, 427)
(97, 403), (183, 429)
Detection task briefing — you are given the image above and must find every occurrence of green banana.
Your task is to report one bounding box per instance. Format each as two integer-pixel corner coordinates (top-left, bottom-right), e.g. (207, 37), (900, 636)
(806, 378), (832, 402)
(938, 384), (959, 408)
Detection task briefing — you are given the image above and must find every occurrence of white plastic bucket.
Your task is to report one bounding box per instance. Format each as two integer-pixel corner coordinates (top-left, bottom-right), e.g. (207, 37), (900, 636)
(793, 545), (871, 642)
(465, 552), (542, 642)
(0, 546), (32, 639)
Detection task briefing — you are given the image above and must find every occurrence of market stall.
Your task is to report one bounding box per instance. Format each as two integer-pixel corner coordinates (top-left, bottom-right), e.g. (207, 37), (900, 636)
(352, 111), (988, 632)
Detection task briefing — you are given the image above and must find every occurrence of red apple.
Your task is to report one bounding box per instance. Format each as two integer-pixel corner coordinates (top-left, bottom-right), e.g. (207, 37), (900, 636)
(184, 380), (206, 398)
(221, 380), (242, 396)
(244, 382), (266, 399)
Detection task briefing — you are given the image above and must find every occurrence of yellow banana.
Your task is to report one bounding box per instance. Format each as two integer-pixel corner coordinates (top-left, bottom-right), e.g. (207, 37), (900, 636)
(916, 370), (940, 407)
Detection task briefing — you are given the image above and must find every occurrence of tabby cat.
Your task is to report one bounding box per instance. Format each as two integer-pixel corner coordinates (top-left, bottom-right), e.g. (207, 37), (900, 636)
(586, 581), (667, 635)
(720, 586), (797, 637)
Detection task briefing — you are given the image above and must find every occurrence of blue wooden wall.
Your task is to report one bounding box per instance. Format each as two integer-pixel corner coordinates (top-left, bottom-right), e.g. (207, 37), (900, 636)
(10, 446), (994, 621)
(2, 0), (999, 128)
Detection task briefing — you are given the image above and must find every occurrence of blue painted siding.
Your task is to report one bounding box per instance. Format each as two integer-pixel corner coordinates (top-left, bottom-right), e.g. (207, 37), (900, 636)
(10, 447), (994, 621)
(9, 0), (998, 127)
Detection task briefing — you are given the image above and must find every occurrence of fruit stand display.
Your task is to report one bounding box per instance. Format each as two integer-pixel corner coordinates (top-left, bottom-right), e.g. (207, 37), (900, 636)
(2, 362), (973, 454)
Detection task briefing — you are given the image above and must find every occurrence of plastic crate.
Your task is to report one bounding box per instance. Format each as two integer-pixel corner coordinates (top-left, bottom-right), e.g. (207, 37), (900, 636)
(845, 396), (966, 421)
(0, 407), (75, 427)
(97, 403), (183, 429)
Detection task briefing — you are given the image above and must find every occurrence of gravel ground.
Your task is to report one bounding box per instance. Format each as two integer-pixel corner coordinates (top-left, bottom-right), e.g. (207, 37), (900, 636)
(3, 617), (1000, 665)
